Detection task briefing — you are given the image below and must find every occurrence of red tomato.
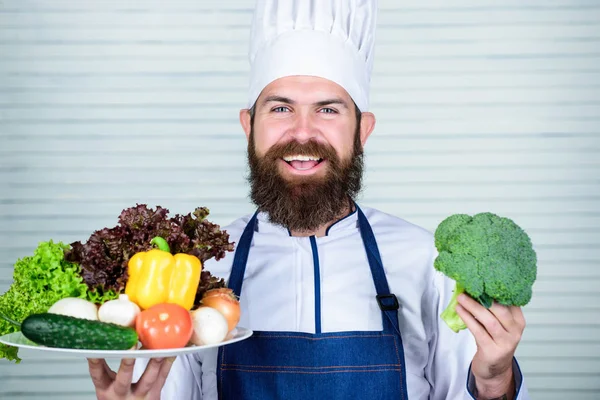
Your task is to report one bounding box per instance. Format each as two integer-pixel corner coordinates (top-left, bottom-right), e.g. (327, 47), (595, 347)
(135, 303), (193, 349)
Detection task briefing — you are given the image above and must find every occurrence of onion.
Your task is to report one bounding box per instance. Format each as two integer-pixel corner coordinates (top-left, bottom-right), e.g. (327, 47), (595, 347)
(189, 306), (229, 346)
(48, 297), (98, 320)
(201, 288), (241, 332)
(98, 294), (141, 327)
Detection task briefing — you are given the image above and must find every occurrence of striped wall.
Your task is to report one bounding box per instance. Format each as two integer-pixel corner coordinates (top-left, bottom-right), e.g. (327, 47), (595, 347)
(1, 1), (599, 398)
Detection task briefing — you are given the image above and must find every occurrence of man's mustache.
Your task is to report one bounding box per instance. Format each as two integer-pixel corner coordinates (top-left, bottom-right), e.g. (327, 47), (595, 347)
(264, 140), (338, 161)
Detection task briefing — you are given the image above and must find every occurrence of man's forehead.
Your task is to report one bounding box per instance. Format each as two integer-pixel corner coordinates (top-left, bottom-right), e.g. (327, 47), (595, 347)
(256, 76), (353, 107)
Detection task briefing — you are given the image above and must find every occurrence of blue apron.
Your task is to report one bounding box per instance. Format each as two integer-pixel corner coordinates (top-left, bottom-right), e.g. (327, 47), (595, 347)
(216, 206), (409, 399)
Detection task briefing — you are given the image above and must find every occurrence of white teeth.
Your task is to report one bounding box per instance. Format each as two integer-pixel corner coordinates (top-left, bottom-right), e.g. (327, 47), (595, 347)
(283, 155), (321, 162)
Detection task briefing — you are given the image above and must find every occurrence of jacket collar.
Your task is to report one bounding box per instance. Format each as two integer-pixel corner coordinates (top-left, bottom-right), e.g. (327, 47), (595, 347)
(255, 205), (359, 237)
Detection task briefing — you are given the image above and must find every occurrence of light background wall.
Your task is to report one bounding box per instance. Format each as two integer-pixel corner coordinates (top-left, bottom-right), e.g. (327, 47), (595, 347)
(1, 0), (599, 398)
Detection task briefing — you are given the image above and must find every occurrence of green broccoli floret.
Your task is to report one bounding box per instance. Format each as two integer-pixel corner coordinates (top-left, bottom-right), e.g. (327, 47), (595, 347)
(433, 212), (537, 333)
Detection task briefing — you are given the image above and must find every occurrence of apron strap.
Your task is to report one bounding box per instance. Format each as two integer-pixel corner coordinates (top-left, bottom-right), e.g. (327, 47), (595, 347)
(356, 206), (402, 337)
(227, 211), (259, 297)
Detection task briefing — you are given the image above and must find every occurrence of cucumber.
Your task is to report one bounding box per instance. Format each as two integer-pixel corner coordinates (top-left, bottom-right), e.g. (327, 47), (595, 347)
(21, 313), (139, 350)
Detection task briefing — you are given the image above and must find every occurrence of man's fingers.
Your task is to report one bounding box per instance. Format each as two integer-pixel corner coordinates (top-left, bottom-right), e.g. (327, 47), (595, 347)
(102, 359), (117, 380)
(113, 358), (136, 397)
(458, 294), (507, 340)
(456, 303), (493, 347)
(510, 306), (527, 330)
(87, 358), (112, 391)
(488, 302), (517, 332)
(133, 358), (165, 396)
(154, 357), (176, 391)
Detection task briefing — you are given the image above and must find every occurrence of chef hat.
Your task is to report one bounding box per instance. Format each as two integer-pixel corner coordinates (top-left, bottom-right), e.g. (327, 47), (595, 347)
(246, 0), (378, 112)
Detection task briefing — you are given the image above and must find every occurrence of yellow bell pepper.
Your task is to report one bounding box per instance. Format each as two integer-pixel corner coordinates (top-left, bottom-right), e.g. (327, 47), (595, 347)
(125, 237), (202, 310)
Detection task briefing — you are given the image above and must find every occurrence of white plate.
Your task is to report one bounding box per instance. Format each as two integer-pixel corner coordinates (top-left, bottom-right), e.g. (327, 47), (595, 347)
(0, 327), (253, 359)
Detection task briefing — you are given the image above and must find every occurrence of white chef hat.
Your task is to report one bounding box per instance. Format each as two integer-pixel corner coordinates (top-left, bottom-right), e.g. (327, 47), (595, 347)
(246, 0), (378, 112)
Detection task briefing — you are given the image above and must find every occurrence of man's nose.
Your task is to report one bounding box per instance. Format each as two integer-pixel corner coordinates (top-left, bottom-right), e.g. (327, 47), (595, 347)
(289, 112), (318, 143)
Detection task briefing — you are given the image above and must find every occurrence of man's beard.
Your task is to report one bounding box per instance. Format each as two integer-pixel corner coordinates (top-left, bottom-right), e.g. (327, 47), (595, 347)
(246, 126), (364, 233)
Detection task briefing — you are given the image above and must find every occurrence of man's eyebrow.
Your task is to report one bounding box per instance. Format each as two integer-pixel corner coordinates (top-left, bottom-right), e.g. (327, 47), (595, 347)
(314, 98), (349, 109)
(261, 96), (349, 109)
(262, 95), (295, 105)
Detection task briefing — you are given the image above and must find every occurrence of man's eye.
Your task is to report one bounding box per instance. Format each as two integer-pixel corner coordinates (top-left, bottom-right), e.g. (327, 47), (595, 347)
(320, 108), (337, 114)
(273, 106), (290, 113)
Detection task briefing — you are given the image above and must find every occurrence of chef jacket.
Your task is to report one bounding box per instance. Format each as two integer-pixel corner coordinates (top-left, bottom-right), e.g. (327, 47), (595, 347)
(133, 205), (529, 399)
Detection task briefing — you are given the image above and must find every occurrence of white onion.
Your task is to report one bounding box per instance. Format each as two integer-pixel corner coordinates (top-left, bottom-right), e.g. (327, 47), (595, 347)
(48, 297), (98, 320)
(189, 307), (229, 346)
(98, 294), (140, 327)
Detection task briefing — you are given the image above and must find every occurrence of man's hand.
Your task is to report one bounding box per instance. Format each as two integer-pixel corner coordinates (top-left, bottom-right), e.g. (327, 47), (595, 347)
(87, 357), (175, 400)
(456, 293), (526, 400)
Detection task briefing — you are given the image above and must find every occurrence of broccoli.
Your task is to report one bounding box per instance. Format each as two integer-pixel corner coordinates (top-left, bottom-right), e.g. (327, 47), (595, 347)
(433, 212), (537, 333)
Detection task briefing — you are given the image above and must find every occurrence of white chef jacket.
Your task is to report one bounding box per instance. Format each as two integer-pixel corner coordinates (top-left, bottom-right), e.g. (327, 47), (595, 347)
(133, 206), (529, 399)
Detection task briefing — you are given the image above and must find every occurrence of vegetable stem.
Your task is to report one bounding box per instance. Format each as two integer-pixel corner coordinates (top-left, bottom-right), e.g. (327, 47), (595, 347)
(440, 282), (467, 333)
(0, 311), (21, 328)
(150, 237), (171, 253)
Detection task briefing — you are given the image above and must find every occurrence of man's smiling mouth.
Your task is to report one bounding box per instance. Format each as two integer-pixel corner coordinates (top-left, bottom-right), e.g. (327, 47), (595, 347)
(282, 155), (325, 171)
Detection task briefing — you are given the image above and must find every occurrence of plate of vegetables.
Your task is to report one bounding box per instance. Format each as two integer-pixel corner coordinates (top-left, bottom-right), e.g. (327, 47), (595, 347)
(0, 204), (252, 361)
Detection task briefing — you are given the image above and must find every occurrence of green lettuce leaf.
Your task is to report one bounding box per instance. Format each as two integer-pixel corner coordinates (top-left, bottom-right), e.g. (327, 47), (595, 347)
(0, 241), (90, 363)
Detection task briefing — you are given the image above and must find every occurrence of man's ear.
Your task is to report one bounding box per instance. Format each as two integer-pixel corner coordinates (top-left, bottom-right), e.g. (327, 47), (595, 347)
(359, 112), (376, 146)
(240, 109), (252, 140)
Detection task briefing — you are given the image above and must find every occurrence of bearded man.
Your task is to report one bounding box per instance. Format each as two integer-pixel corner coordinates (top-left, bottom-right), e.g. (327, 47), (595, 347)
(87, 1), (531, 399)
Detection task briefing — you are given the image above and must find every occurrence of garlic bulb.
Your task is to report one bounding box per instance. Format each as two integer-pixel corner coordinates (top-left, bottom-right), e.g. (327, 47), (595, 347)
(98, 294), (140, 327)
